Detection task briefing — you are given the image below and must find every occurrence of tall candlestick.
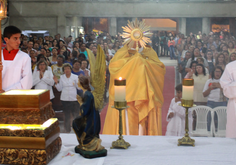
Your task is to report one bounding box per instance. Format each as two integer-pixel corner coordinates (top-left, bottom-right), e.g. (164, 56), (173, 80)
(181, 78), (194, 108)
(114, 77), (126, 102)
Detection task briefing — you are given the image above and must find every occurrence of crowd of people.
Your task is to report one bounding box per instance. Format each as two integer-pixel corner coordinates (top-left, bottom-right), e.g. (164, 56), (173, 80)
(159, 30), (235, 136)
(15, 28), (234, 135)
(15, 31), (124, 133)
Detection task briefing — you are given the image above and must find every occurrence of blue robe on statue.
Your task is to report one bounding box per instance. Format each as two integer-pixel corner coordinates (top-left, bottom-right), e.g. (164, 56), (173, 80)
(73, 91), (101, 145)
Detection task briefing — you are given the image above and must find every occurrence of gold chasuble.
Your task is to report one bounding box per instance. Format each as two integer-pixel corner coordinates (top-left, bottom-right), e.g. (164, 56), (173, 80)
(103, 44), (166, 135)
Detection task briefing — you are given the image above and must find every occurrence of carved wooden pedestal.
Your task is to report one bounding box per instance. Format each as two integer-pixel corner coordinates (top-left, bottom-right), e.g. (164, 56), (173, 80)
(0, 90), (62, 165)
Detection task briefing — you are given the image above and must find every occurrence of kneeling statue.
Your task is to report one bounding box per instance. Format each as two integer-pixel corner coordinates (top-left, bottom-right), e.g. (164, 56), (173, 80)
(73, 45), (107, 158)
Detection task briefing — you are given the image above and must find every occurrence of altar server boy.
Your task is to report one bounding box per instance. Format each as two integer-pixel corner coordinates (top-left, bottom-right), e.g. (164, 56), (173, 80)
(165, 84), (192, 136)
(0, 26), (32, 93)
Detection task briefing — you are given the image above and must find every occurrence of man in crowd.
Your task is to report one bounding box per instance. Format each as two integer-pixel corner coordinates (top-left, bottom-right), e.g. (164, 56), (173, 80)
(27, 40), (36, 55)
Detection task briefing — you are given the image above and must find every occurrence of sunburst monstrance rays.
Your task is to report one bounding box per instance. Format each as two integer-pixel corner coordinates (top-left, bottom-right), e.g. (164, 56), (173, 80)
(121, 18), (153, 50)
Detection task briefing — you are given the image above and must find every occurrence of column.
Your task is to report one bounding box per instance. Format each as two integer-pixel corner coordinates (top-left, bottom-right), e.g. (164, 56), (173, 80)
(178, 18), (186, 36)
(202, 18), (210, 35)
(72, 16), (78, 38)
(72, 16), (83, 38)
(109, 17), (117, 36)
(57, 15), (66, 38)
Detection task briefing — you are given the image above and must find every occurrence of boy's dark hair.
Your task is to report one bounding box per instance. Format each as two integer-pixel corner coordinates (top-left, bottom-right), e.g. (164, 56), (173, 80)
(3, 26), (21, 39)
(175, 84), (182, 92)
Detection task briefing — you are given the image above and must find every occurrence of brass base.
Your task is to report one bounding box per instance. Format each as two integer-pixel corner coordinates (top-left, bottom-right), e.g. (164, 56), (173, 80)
(114, 101), (127, 110)
(178, 135), (195, 147)
(110, 136), (130, 149)
(181, 99), (194, 108)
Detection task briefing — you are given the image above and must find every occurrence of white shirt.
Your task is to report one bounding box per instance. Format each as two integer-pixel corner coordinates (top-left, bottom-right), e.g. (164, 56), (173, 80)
(220, 61), (236, 138)
(1, 50), (32, 91)
(165, 98), (192, 136)
(203, 79), (224, 102)
(33, 70), (55, 100)
(55, 74), (80, 101)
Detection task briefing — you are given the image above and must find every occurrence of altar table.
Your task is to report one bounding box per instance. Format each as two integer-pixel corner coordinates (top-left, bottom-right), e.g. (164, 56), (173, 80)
(48, 134), (236, 165)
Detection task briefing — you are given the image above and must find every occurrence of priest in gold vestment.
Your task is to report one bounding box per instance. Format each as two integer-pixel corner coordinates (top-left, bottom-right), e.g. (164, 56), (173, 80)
(103, 38), (166, 135)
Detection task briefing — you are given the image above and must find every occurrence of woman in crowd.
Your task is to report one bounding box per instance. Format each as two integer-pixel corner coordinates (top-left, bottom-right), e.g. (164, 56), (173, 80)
(193, 63), (209, 104)
(72, 50), (78, 61)
(203, 66), (226, 131)
(54, 63), (81, 133)
(48, 47), (58, 65)
(228, 41), (235, 56)
(185, 48), (209, 71)
(215, 53), (226, 70)
(223, 50), (230, 64)
(181, 44), (189, 59)
(197, 57), (209, 75)
(33, 60), (55, 100)
(46, 49), (51, 57)
(222, 45), (228, 52)
(63, 50), (73, 66)
(210, 44), (218, 59)
(185, 61), (197, 79)
(73, 46), (80, 56)
(203, 66), (226, 108)
(176, 39), (185, 61)
(191, 37), (196, 47)
(59, 45), (67, 56)
(186, 36), (191, 45)
(33, 54), (52, 73)
(72, 60), (85, 77)
(30, 49), (37, 66)
(58, 40), (65, 54)
(196, 40), (203, 52)
(40, 48), (51, 66)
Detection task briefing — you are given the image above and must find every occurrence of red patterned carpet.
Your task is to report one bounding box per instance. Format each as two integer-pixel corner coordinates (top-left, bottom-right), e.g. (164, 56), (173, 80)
(100, 66), (175, 135)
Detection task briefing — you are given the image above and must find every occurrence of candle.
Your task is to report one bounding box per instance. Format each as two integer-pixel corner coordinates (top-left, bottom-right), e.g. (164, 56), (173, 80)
(114, 77), (126, 102)
(182, 86), (194, 100)
(182, 79), (194, 100)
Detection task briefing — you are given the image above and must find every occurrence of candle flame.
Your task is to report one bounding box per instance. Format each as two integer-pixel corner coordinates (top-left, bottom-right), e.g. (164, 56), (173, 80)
(0, 10), (3, 14)
(119, 77), (122, 80)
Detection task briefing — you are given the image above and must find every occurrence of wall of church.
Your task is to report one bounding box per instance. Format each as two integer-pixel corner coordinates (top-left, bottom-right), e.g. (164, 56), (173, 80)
(8, 0), (236, 37)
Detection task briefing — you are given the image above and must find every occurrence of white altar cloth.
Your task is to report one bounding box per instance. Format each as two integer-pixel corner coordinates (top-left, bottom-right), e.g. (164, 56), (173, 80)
(49, 134), (236, 165)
